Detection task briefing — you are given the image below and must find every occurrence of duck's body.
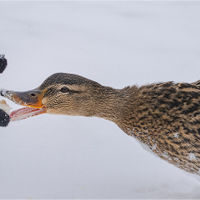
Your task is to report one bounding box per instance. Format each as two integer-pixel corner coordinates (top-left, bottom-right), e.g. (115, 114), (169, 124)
(118, 81), (200, 175)
(2, 73), (200, 175)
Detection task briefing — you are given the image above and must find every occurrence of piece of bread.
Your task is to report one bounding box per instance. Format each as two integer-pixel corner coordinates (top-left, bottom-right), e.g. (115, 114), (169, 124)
(0, 100), (12, 114)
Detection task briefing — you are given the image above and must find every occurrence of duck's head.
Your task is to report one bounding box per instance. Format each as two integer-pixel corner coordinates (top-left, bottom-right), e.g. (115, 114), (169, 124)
(1, 73), (106, 121)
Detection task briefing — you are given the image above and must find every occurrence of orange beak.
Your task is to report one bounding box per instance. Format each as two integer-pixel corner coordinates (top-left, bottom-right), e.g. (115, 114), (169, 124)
(1, 88), (46, 108)
(1, 88), (47, 121)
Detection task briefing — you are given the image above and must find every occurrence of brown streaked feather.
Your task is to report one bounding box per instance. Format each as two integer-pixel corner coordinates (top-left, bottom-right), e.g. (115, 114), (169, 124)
(192, 80), (200, 86)
(117, 81), (200, 175)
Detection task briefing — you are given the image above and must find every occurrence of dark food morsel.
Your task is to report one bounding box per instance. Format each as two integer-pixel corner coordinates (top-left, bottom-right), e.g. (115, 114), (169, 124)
(0, 109), (10, 127)
(0, 55), (7, 74)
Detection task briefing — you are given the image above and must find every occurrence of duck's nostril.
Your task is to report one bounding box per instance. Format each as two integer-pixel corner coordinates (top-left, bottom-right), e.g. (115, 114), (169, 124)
(30, 93), (36, 97)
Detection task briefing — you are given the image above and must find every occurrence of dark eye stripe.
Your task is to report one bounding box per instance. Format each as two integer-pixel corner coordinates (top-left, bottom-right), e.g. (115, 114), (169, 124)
(44, 86), (81, 97)
(70, 90), (81, 94)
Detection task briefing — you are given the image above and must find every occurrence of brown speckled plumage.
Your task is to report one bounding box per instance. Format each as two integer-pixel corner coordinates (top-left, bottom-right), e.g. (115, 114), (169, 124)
(3, 73), (200, 175)
(118, 81), (200, 175)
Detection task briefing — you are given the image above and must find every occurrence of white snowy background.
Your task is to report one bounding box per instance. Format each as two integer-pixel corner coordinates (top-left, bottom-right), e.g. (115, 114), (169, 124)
(1, 1), (200, 199)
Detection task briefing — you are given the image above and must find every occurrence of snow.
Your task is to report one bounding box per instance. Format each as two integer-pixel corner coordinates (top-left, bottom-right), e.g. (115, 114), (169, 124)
(188, 153), (197, 161)
(1, 1), (200, 199)
(174, 132), (179, 138)
(152, 143), (157, 151)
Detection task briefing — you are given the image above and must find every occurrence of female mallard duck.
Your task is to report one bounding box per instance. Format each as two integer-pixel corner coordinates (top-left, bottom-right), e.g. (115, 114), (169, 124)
(1, 73), (200, 175)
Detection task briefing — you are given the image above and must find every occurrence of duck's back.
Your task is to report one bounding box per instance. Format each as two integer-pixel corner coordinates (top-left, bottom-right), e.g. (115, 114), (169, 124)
(117, 81), (200, 175)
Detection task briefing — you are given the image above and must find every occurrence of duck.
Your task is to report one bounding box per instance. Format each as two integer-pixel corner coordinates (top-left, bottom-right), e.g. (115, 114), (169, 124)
(1, 72), (200, 176)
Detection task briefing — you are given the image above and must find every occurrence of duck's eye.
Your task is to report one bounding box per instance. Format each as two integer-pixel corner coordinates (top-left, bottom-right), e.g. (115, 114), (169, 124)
(61, 87), (69, 93)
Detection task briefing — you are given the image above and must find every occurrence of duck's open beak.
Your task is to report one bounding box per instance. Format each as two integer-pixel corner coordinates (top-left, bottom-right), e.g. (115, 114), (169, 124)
(1, 88), (47, 121)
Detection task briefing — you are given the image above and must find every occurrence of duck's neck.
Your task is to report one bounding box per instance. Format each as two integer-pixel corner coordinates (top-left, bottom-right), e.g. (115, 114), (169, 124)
(91, 86), (130, 123)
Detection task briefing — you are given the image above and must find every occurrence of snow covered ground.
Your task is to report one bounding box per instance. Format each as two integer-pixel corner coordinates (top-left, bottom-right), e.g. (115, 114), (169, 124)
(1, 1), (200, 199)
